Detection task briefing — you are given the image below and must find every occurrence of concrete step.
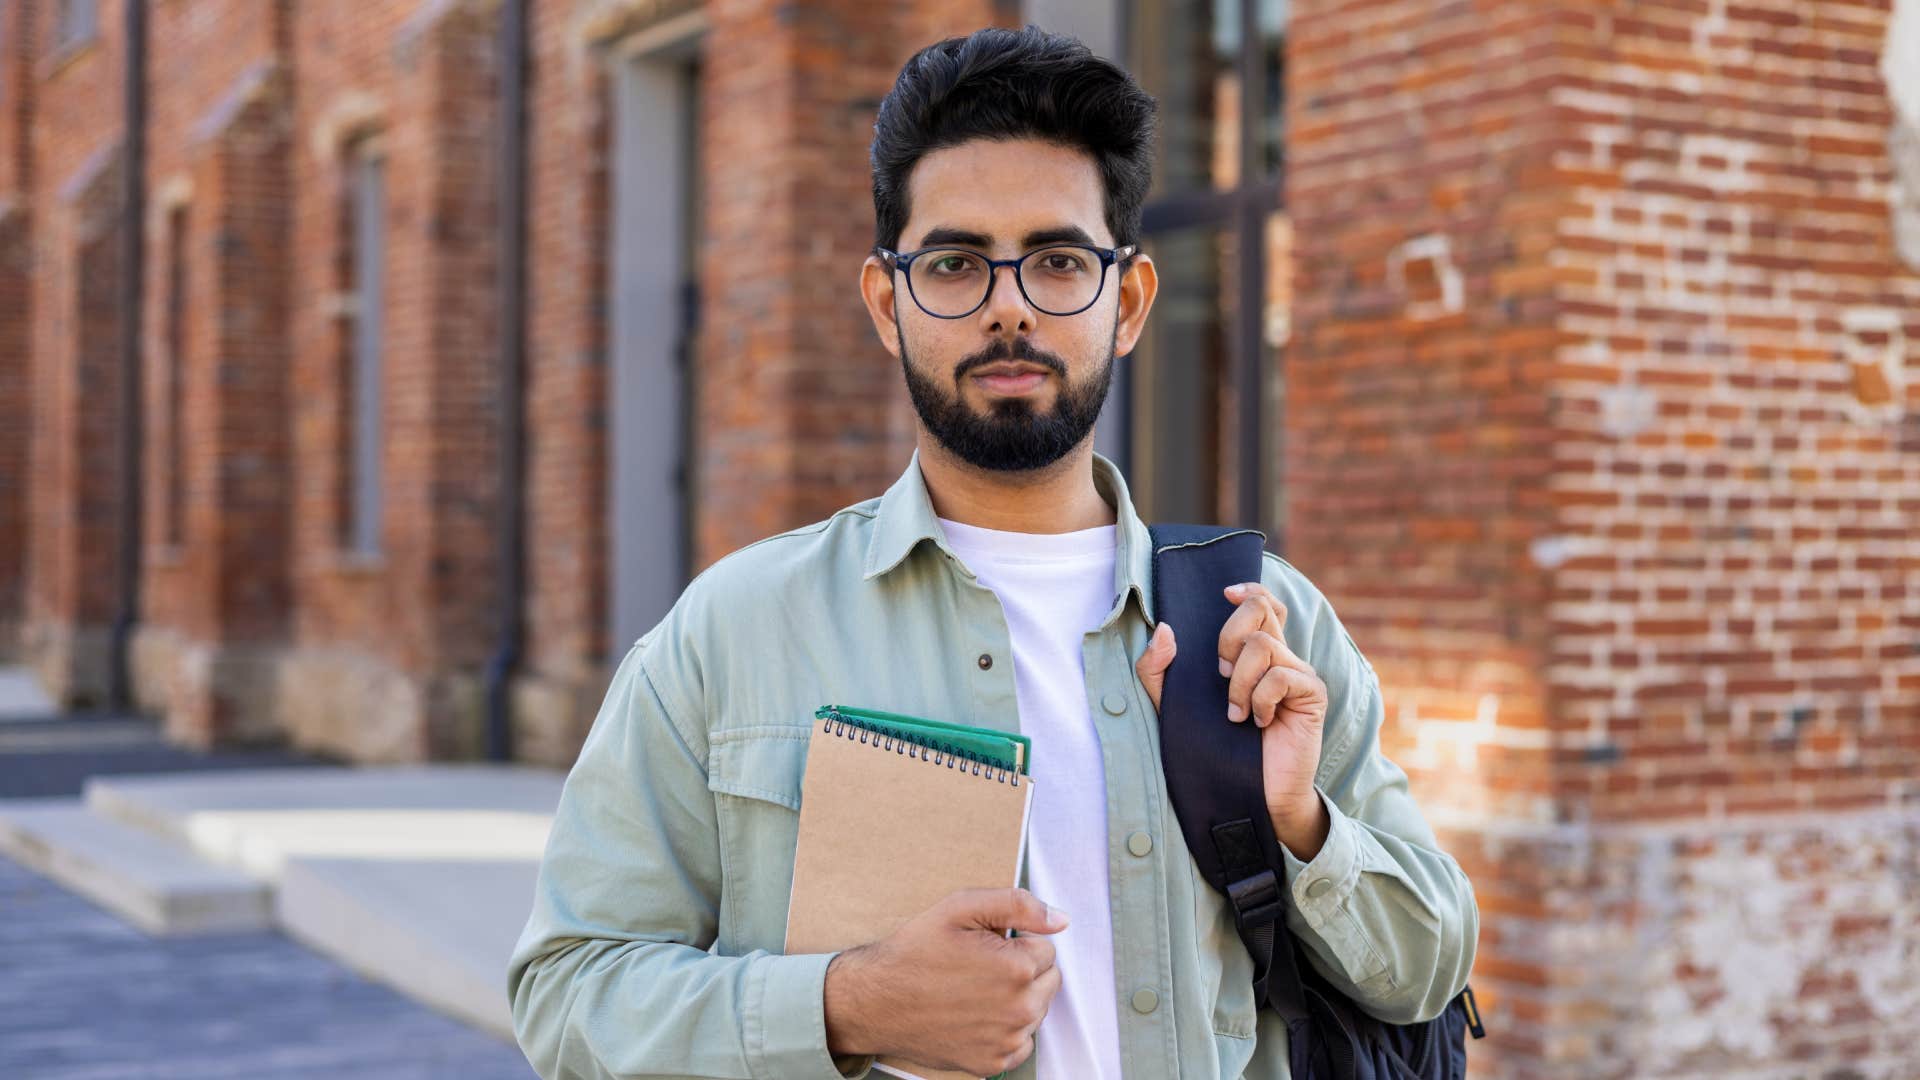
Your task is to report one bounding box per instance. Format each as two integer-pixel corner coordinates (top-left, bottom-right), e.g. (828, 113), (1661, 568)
(85, 765), (563, 877)
(0, 798), (272, 935)
(277, 857), (541, 1040)
(82, 765), (565, 1040)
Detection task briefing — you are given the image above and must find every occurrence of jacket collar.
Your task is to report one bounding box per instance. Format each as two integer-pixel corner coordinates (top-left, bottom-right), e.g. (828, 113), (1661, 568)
(862, 447), (1157, 627)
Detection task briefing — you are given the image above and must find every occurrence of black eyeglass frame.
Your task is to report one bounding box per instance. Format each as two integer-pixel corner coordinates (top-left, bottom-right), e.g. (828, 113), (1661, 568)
(875, 242), (1140, 319)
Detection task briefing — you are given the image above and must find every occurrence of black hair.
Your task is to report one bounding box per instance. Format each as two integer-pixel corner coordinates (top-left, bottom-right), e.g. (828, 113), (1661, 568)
(870, 25), (1158, 256)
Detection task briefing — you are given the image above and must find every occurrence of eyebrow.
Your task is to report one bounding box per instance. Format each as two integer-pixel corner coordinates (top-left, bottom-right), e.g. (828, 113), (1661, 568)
(915, 224), (1099, 250)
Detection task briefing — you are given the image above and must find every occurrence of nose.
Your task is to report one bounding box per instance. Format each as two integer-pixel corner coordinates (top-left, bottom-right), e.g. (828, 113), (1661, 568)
(977, 262), (1035, 336)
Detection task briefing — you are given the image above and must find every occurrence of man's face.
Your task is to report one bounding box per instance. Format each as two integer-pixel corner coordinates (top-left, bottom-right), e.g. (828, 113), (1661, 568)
(860, 138), (1156, 473)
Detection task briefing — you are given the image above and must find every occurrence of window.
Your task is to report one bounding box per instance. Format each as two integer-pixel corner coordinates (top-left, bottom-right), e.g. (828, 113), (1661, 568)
(341, 139), (386, 557)
(163, 203), (188, 549)
(56, 0), (95, 50)
(1123, 0), (1289, 538)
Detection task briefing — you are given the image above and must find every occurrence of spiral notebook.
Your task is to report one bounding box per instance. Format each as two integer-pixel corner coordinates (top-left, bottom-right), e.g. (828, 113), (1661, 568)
(785, 706), (1037, 1080)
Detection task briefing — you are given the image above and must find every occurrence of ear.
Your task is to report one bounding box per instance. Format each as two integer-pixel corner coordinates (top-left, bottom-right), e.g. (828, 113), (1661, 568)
(1112, 251), (1158, 358)
(860, 254), (904, 360)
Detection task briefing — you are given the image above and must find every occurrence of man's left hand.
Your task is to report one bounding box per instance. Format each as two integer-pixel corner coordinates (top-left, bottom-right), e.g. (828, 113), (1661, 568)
(1133, 581), (1331, 860)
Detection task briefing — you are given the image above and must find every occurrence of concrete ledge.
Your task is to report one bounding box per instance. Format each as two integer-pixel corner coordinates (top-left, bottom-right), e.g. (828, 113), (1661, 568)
(85, 764), (563, 877)
(0, 799), (272, 935)
(277, 857), (538, 1041)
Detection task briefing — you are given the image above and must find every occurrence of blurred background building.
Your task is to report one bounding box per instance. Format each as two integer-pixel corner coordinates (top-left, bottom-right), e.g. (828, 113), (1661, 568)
(0, 0), (1915, 1076)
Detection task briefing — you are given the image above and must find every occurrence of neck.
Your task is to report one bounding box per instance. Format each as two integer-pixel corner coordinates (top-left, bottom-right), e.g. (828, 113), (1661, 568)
(916, 434), (1117, 534)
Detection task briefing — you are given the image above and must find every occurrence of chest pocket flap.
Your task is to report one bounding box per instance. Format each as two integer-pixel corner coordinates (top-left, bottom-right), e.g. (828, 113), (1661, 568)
(706, 725), (810, 810)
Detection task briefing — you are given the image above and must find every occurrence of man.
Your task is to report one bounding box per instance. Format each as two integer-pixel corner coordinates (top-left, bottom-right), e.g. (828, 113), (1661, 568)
(508, 25), (1477, 1080)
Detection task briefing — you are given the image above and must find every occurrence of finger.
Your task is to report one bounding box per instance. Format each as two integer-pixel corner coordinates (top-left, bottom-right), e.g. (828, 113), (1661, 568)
(1225, 630), (1282, 723)
(1035, 961), (1063, 1004)
(1011, 933), (1056, 978)
(1214, 594), (1275, 683)
(1134, 622), (1176, 711)
(1217, 583), (1288, 676)
(1251, 665), (1329, 729)
(955, 887), (1069, 935)
(1250, 665), (1299, 728)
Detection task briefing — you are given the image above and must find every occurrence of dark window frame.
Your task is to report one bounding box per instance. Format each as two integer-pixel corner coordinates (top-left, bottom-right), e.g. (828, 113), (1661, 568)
(1120, 0), (1286, 540)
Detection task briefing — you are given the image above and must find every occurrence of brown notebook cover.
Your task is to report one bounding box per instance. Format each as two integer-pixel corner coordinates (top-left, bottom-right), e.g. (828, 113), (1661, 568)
(785, 715), (1037, 1080)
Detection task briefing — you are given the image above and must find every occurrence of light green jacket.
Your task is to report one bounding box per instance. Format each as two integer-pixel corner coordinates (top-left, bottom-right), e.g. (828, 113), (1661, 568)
(508, 449), (1478, 1080)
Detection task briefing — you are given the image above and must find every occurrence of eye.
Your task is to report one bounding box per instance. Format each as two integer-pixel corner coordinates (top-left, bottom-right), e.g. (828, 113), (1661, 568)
(1035, 249), (1091, 274)
(926, 254), (981, 277)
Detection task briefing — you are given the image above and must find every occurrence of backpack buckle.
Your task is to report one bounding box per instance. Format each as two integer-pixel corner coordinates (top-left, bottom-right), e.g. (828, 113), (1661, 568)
(1225, 868), (1283, 930)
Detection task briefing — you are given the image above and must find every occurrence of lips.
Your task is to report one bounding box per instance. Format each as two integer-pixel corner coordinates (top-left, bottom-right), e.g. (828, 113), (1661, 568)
(971, 362), (1052, 379)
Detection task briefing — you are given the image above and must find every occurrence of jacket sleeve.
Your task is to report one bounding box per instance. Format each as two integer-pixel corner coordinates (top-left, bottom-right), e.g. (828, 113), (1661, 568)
(1260, 556), (1481, 1027)
(506, 640), (876, 1080)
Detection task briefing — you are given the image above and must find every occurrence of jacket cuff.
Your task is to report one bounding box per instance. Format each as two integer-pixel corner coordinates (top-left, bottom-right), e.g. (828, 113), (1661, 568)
(747, 951), (876, 1079)
(1279, 786), (1362, 924)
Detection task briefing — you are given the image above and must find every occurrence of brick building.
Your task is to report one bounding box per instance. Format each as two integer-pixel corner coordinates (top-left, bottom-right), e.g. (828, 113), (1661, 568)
(0, 0), (1915, 1076)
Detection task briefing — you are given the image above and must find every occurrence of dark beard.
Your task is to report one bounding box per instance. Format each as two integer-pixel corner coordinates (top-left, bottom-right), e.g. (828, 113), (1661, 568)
(900, 328), (1116, 473)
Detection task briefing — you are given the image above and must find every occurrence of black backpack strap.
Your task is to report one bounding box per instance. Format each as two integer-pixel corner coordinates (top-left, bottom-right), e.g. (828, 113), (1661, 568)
(1147, 523), (1310, 1024)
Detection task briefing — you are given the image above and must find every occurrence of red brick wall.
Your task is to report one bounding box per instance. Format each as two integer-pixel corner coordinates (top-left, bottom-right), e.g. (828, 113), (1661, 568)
(0, 0), (29, 647)
(1290, 2), (1920, 1076)
(22, 0), (125, 702)
(1545, 0), (1920, 825)
(0, 201), (26, 654)
(693, 0), (1012, 566)
(127, 0), (291, 743)
(281, 0), (501, 760)
(522, 0), (611, 696)
(1286, 2), (1570, 825)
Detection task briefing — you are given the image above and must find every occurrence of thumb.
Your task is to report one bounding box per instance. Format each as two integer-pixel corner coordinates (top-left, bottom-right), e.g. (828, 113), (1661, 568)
(1135, 621), (1177, 713)
(949, 887), (1070, 936)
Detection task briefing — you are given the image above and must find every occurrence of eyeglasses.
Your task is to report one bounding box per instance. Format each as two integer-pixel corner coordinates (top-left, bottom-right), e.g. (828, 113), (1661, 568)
(876, 242), (1138, 319)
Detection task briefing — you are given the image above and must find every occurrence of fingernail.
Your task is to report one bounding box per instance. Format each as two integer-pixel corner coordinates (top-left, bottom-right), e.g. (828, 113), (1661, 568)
(1227, 703), (1245, 722)
(1226, 583), (1245, 597)
(1219, 658), (1232, 677)
(1045, 904), (1070, 930)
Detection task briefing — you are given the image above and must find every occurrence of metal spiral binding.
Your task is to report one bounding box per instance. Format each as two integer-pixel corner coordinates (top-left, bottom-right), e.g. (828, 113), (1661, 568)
(821, 713), (1021, 786)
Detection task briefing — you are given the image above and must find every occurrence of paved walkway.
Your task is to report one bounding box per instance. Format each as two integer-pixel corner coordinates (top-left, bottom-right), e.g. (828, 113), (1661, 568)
(0, 850), (538, 1079)
(0, 667), (539, 1079)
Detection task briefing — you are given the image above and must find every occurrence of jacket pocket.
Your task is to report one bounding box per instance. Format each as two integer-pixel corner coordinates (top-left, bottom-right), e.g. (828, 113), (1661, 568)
(705, 725), (811, 952)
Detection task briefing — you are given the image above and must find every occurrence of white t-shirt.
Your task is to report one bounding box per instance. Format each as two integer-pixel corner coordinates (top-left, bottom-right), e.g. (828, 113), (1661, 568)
(936, 515), (1123, 1080)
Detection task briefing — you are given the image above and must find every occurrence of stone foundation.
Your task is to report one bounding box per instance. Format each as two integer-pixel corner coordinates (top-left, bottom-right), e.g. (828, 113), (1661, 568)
(20, 618), (114, 710)
(129, 626), (283, 748)
(1438, 805), (1920, 1080)
(273, 646), (493, 764)
(509, 662), (615, 769)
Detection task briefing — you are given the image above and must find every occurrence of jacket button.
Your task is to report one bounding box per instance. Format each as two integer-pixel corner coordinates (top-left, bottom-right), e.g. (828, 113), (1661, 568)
(977, 653), (993, 670)
(1101, 692), (1128, 715)
(1126, 831), (1152, 857)
(1131, 987), (1159, 1014)
(1306, 877), (1333, 899)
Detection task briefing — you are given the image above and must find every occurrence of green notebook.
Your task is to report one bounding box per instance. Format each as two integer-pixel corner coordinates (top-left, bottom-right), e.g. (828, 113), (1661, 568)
(814, 704), (1031, 778)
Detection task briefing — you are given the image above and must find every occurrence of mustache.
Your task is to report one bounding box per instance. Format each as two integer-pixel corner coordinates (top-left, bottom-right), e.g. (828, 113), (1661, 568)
(953, 339), (1068, 381)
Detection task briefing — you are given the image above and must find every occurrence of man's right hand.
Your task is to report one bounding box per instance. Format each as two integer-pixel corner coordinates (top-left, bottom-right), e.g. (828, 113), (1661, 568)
(823, 886), (1069, 1075)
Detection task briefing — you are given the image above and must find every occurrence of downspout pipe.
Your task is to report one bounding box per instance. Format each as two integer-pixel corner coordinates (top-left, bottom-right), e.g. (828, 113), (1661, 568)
(484, 0), (529, 761)
(109, 0), (149, 712)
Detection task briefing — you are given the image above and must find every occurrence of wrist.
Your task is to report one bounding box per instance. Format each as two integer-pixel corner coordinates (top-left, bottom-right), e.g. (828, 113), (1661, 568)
(1272, 793), (1331, 862)
(823, 945), (884, 1057)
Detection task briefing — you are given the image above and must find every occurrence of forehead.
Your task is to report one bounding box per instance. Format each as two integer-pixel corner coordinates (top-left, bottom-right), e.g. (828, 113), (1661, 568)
(902, 138), (1111, 249)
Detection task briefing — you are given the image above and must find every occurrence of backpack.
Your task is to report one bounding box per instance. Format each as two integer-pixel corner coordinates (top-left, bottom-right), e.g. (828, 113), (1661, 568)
(1147, 523), (1486, 1080)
